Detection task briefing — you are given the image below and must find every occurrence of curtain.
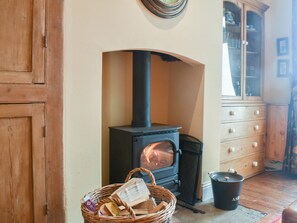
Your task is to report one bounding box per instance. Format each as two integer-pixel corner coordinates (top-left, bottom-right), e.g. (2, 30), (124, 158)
(283, 0), (297, 175)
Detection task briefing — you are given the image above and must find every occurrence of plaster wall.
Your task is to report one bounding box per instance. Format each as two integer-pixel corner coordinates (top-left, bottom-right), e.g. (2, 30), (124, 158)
(64, 0), (222, 222)
(263, 0), (292, 104)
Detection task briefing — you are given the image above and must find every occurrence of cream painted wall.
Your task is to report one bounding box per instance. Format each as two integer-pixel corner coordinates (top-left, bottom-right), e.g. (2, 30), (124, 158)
(263, 0), (292, 104)
(102, 52), (133, 186)
(168, 62), (204, 138)
(64, 0), (222, 222)
(151, 56), (170, 124)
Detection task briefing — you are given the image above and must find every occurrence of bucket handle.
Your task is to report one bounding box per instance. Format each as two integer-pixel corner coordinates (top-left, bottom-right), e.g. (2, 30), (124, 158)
(208, 171), (219, 181)
(228, 168), (237, 174)
(208, 169), (238, 181)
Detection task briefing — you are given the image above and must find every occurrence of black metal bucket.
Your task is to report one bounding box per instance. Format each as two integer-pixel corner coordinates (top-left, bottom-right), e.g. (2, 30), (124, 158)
(209, 171), (244, 210)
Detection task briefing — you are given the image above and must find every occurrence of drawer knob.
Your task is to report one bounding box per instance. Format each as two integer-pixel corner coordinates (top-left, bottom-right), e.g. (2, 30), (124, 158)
(254, 110), (260, 115)
(252, 161), (258, 167)
(252, 142), (258, 148)
(229, 111), (236, 116)
(228, 147), (236, 153)
(229, 128), (236, 133)
(254, 125), (259, 131)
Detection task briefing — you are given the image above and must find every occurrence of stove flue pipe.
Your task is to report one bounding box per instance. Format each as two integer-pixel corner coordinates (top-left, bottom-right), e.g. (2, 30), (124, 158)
(131, 51), (151, 128)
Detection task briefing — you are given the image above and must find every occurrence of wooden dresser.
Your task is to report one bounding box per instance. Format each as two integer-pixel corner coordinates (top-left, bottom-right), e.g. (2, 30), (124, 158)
(220, 104), (266, 178)
(266, 104), (288, 162)
(221, 0), (268, 178)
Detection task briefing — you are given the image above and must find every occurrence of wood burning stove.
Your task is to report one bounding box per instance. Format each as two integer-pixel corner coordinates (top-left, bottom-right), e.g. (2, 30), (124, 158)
(109, 124), (181, 193)
(109, 50), (181, 194)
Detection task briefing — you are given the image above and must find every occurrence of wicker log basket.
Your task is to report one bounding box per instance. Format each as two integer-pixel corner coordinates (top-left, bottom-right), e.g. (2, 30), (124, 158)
(81, 167), (176, 223)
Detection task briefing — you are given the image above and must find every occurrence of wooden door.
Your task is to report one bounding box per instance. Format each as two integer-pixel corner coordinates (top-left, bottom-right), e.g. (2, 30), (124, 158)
(0, 0), (45, 84)
(266, 104), (288, 161)
(0, 104), (46, 223)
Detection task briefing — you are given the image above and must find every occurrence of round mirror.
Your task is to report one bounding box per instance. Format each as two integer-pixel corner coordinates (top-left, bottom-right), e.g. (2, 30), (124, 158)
(141, 0), (188, 18)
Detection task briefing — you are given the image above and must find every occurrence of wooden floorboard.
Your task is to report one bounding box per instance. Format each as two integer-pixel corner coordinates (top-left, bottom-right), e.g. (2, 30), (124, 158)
(240, 171), (297, 222)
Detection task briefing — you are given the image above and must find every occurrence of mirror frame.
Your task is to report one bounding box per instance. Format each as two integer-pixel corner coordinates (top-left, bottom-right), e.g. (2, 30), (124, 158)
(141, 0), (188, 18)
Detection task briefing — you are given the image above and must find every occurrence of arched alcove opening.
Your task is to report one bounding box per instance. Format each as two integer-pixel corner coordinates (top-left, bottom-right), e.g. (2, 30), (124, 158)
(102, 49), (204, 194)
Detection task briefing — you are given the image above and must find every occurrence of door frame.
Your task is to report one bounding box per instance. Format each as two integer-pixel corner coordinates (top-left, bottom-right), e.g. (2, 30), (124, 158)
(45, 0), (64, 222)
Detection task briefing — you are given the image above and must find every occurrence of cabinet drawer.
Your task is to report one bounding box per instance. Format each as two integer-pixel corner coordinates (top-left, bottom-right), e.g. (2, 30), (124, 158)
(221, 120), (266, 141)
(220, 153), (265, 178)
(221, 105), (266, 122)
(220, 135), (265, 162)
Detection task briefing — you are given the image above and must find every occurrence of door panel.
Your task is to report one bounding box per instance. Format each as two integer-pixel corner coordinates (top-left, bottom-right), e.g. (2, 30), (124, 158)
(0, 0), (45, 83)
(0, 104), (46, 223)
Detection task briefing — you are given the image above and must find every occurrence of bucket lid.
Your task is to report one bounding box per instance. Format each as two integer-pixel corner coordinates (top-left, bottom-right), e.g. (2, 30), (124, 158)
(209, 171), (244, 183)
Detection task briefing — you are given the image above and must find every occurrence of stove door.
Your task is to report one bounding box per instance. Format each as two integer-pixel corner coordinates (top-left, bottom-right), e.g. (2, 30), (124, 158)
(141, 141), (174, 171)
(133, 132), (179, 181)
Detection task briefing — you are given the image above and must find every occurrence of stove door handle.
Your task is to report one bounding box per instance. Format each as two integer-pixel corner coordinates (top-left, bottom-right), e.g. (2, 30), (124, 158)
(174, 179), (181, 187)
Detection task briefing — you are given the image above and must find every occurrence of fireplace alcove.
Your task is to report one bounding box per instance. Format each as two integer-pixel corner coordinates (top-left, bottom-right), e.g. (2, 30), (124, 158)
(102, 49), (204, 196)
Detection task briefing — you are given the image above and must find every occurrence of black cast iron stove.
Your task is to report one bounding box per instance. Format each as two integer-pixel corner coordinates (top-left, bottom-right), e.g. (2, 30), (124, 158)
(109, 51), (181, 194)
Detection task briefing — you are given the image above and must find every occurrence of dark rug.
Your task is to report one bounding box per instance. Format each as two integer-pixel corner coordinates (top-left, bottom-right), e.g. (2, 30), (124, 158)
(173, 200), (267, 223)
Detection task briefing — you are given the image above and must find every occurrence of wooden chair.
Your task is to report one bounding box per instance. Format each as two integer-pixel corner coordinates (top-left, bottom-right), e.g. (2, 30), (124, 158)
(282, 200), (297, 223)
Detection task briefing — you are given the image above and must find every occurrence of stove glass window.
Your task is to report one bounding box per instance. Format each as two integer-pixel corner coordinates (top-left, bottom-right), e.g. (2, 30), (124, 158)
(140, 141), (174, 171)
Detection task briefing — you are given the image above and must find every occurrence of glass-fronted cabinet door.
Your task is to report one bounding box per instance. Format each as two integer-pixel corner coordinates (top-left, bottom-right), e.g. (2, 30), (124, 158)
(222, 1), (243, 99)
(244, 10), (263, 99)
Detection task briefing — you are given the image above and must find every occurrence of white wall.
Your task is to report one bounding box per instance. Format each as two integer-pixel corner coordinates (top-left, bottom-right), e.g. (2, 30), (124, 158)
(263, 0), (292, 104)
(64, 0), (222, 222)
